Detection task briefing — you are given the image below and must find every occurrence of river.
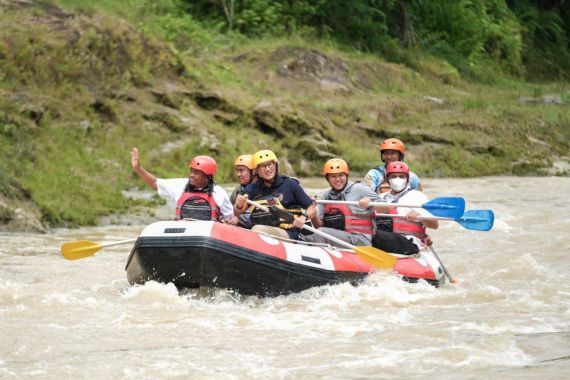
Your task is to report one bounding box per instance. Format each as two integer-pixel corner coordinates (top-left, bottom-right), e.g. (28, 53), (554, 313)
(1, 177), (569, 379)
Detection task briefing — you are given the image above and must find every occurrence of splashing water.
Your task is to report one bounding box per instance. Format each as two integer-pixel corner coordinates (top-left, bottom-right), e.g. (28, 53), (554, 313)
(1, 177), (569, 379)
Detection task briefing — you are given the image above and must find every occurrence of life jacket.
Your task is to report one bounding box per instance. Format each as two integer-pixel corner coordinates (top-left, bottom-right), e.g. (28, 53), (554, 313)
(323, 203), (374, 235)
(389, 206), (427, 242)
(375, 185), (411, 232)
(322, 207), (345, 231)
(249, 195), (303, 229)
(372, 178), (392, 231)
(375, 214), (393, 232)
(176, 190), (220, 221)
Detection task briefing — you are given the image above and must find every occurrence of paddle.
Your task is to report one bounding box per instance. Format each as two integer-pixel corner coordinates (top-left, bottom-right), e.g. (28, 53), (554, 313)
(245, 199), (397, 269)
(316, 196), (465, 219)
(61, 239), (137, 260)
(427, 244), (457, 284)
(374, 209), (495, 231)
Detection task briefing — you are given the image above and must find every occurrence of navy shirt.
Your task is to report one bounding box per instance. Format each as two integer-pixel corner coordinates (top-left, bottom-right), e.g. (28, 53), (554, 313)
(245, 176), (313, 239)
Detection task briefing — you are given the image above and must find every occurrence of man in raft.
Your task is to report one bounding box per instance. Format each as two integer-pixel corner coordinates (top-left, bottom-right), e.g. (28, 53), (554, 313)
(130, 147), (234, 222)
(304, 158), (381, 247)
(234, 149), (319, 240)
(230, 154), (257, 205)
(229, 154), (257, 228)
(365, 137), (422, 233)
(361, 161), (438, 255)
(364, 138), (422, 193)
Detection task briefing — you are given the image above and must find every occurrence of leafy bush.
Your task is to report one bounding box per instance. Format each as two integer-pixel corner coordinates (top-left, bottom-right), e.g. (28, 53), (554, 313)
(409, 0), (523, 80)
(510, 1), (570, 80)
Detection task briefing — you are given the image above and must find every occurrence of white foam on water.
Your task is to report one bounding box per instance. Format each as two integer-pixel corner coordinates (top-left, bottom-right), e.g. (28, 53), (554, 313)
(492, 217), (514, 232)
(450, 321), (540, 336)
(41, 292), (99, 308)
(0, 281), (22, 305)
(121, 280), (181, 304)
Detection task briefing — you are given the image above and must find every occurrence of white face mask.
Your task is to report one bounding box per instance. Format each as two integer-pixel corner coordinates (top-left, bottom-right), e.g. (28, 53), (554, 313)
(389, 177), (407, 192)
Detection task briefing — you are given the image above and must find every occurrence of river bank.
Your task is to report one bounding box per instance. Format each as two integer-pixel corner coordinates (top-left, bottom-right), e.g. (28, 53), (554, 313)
(1, 0), (569, 231)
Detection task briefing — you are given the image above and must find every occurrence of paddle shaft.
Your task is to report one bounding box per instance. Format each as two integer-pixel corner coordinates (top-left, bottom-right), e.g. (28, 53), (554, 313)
(317, 199), (431, 209)
(244, 199), (398, 268)
(98, 239), (138, 248)
(373, 213), (492, 223)
(61, 238), (137, 259)
(301, 224), (358, 251)
(428, 245), (456, 284)
(375, 213), (440, 222)
(245, 199), (356, 251)
(71, 239), (137, 254)
(376, 210), (494, 231)
(374, 213), (442, 221)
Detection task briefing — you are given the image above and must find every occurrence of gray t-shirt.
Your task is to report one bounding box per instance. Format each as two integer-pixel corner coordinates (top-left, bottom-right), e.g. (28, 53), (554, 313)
(317, 181), (381, 242)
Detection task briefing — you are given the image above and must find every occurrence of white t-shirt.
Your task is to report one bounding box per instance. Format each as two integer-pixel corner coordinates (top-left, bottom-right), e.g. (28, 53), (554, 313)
(379, 187), (432, 249)
(156, 178), (234, 221)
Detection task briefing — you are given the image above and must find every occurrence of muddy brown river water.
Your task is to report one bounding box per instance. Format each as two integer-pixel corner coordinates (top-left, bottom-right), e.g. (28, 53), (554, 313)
(1, 177), (569, 379)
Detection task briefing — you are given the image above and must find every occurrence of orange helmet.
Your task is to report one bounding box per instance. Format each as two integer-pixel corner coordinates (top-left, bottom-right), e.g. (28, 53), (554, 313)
(323, 158), (349, 176)
(379, 138), (405, 161)
(386, 161), (409, 177)
(189, 155), (217, 176)
(234, 154), (254, 170)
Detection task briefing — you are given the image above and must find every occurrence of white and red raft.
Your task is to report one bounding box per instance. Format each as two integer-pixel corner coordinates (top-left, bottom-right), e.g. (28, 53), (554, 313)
(126, 221), (445, 296)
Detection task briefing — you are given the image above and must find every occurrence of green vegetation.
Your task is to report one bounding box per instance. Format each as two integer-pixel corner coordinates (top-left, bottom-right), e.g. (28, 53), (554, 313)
(0, 0), (569, 229)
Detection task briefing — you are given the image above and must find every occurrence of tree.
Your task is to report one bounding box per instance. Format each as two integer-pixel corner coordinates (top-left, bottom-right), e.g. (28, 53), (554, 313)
(220, 0), (236, 33)
(397, 0), (416, 46)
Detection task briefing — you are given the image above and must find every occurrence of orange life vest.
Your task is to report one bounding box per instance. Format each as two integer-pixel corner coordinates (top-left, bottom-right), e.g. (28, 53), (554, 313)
(323, 203), (374, 235)
(389, 206), (427, 242)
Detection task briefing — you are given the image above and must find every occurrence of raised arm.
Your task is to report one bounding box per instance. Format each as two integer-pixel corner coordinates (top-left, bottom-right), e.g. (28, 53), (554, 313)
(131, 147), (157, 190)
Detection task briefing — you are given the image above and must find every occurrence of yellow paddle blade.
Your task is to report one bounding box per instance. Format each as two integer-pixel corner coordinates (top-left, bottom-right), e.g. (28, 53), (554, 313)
(353, 246), (398, 270)
(61, 240), (102, 260)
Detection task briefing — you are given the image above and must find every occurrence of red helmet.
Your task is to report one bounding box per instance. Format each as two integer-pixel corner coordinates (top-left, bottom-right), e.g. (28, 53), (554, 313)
(386, 161), (409, 177)
(189, 155), (217, 176)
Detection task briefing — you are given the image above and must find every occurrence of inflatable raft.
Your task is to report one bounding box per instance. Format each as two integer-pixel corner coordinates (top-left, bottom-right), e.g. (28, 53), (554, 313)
(125, 220), (445, 296)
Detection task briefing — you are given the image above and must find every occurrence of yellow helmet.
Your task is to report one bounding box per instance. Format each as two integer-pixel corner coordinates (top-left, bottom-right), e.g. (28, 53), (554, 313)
(253, 149), (279, 169)
(323, 158), (349, 176)
(234, 154), (254, 170)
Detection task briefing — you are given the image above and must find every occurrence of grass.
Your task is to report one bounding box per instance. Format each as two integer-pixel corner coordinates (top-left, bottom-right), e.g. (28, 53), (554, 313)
(0, 0), (568, 227)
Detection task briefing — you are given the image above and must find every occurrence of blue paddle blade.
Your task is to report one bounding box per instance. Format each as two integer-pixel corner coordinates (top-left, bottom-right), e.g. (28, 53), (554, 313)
(422, 197), (465, 219)
(457, 210), (494, 231)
